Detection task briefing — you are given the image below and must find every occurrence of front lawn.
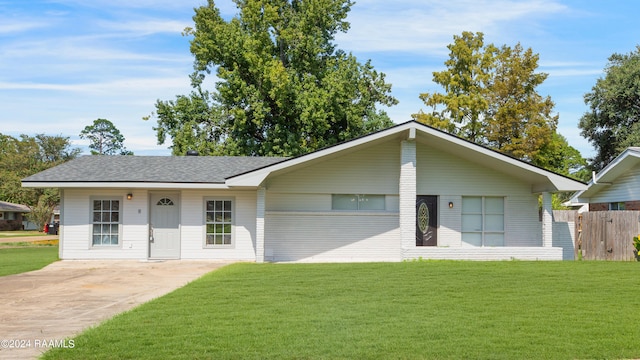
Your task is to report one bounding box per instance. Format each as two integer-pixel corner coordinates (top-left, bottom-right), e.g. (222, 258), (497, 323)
(0, 245), (59, 276)
(43, 261), (640, 359)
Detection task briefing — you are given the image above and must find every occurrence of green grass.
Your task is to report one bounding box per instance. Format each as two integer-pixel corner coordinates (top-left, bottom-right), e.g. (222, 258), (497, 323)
(43, 261), (640, 359)
(0, 245), (59, 276)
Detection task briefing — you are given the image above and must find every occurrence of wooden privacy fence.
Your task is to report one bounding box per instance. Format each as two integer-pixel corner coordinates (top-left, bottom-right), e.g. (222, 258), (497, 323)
(555, 210), (640, 261)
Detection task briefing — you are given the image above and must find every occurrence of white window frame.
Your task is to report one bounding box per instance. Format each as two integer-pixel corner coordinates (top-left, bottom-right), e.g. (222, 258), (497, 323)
(609, 202), (626, 210)
(331, 194), (386, 211)
(204, 198), (235, 248)
(461, 196), (505, 247)
(90, 197), (122, 248)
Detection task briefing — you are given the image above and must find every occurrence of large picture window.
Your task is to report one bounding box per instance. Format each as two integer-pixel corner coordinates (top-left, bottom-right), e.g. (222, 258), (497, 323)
(92, 199), (120, 246)
(205, 199), (233, 246)
(461, 196), (504, 246)
(332, 194), (385, 211)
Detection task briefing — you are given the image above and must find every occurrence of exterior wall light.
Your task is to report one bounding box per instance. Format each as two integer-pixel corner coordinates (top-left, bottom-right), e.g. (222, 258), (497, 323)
(127, 193), (133, 200)
(449, 201), (454, 208)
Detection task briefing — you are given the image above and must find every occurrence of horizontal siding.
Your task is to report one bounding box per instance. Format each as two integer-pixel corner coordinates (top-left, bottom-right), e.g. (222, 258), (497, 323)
(439, 195), (461, 247)
(61, 189), (258, 261)
(416, 144), (531, 195)
(180, 190), (257, 260)
(591, 165), (640, 203)
(505, 196), (541, 247)
(60, 189), (149, 259)
(265, 212), (400, 262)
(266, 140), (400, 194)
(266, 193), (331, 211)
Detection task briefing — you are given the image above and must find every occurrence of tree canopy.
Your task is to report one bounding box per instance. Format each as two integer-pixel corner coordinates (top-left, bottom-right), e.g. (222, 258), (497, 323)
(0, 133), (80, 206)
(80, 119), (133, 155)
(150, 0), (397, 157)
(579, 46), (640, 172)
(414, 31), (585, 178)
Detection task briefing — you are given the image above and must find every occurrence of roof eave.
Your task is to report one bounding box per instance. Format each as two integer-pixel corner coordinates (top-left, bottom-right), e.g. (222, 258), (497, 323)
(21, 181), (233, 190)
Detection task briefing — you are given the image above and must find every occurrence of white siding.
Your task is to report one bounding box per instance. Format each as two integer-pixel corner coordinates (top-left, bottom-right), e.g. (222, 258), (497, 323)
(60, 189), (149, 259)
(591, 165), (640, 203)
(266, 140), (400, 194)
(264, 139), (401, 262)
(180, 190), (257, 260)
(265, 212), (400, 262)
(60, 189), (258, 260)
(416, 144), (541, 248)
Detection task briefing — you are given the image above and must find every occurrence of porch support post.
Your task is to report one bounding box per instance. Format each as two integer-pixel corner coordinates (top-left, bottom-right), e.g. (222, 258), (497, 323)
(400, 139), (417, 253)
(542, 192), (553, 247)
(256, 187), (266, 263)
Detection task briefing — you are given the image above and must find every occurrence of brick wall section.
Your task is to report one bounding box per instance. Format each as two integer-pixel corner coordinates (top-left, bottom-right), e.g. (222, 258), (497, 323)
(589, 200), (640, 211)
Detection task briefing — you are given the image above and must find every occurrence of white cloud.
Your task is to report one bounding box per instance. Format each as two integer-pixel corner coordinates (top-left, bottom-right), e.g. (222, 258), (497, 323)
(0, 20), (46, 34)
(337, 0), (568, 54)
(97, 19), (190, 35)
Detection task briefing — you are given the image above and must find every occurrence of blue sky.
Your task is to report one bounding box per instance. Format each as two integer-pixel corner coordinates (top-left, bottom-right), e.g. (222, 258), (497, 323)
(1, 0), (639, 158)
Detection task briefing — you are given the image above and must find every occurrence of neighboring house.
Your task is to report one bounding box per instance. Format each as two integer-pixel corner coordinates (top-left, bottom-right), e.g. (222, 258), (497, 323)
(0, 201), (31, 231)
(22, 121), (586, 262)
(568, 147), (640, 212)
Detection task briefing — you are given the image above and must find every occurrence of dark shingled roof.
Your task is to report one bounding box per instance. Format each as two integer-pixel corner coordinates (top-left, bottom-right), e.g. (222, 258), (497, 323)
(0, 201), (31, 213)
(22, 155), (286, 184)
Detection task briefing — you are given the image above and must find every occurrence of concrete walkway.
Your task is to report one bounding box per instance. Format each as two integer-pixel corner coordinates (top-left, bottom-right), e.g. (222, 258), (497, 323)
(0, 260), (233, 359)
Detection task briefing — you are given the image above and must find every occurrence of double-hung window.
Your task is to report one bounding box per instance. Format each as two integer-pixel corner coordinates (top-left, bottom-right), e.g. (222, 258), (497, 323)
(92, 198), (121, 246)
(205, 199), (233, 246)
(461, 196), (504, 246)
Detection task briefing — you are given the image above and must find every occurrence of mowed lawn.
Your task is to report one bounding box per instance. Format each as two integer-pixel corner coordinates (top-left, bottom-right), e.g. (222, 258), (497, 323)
(44, 261), (640, 359)
(0, 245), (58, 276)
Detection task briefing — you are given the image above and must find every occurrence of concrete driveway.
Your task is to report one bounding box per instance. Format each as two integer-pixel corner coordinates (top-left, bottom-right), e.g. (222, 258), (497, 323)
(0, 259), (233, 359)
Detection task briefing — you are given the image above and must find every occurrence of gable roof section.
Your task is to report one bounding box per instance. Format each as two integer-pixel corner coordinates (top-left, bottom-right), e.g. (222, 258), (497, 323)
(227, 121), (587, 193)
(22, 121), (586, 192)
(569, 147), (640, 202)
(22, 155), (285, 189)
(0, 201), (31, 213)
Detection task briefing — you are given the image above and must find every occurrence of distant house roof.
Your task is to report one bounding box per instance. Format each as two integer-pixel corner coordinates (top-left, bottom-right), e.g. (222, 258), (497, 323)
(569, 147), (640, 203)
(0, 201), (30, 213)
(22, 155), (285, 187)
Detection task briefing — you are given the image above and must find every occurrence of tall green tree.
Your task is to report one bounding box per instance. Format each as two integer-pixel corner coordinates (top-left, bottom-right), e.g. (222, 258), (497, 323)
(579, 46), (640, 172)
(80, 119), (133, 155)
(0, 133), (79, 207)
(414, 32), (494, 142)
(150, 0), (397, 156)
(484, 43), (558, 163)
(414, 32), (584, 177)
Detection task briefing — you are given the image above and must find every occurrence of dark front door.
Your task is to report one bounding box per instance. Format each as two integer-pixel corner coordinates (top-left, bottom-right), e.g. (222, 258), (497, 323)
(416, 195), (437, 246)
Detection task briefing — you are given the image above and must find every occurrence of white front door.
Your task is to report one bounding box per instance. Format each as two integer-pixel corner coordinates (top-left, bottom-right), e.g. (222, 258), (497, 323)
(149, 193), (180, 259)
